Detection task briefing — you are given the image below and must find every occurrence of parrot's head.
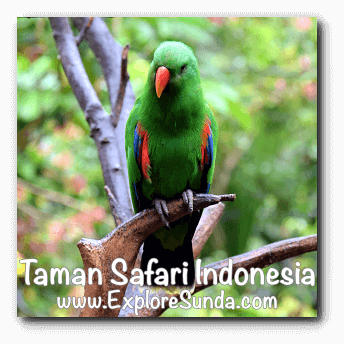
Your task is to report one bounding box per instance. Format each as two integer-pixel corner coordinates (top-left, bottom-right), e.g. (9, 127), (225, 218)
(150, 41), (201, 99)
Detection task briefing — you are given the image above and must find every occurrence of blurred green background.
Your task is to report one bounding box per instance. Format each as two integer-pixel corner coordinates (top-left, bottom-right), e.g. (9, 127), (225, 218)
(17, 17), (317, 317)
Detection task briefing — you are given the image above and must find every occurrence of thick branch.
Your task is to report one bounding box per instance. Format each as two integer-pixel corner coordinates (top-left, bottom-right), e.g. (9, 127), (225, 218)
(77, 193), (235, 317)
(194, 234), (317, 294)
(72, 17), (135, 222)
(49, 18), (103, 116)
(50, 17), (134, 224)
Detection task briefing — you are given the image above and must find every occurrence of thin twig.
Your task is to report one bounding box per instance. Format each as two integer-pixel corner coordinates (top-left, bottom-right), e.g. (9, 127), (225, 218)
(104, 185), (126, 227)
(75, 17), (94, 46)
(18, 178), (114, 227)
(111, 44), (130, 127)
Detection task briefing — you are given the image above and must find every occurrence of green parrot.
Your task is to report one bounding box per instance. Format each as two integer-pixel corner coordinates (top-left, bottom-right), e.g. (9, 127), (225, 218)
(125, 41), (218, 293)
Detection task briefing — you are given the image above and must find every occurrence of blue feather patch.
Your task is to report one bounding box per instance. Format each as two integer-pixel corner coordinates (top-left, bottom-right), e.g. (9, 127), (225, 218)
(206, 126), (213, 168)
(133, 124), (140, 161)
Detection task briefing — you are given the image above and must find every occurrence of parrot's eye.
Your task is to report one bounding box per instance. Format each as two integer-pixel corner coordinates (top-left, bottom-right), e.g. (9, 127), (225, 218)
(180, 64), (186, 73)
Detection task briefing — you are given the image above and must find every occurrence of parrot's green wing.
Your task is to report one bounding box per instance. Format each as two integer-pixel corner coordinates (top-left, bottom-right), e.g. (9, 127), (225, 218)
(204, 103), (218, 192)
(125, 97), (143, 214)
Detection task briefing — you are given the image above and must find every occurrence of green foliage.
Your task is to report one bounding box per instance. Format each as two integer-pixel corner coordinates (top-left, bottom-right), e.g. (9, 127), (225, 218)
(17, 17), (317, 317)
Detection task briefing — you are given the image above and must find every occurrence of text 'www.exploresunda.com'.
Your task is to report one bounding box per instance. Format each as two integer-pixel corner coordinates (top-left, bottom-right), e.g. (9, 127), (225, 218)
(57, 290), (278, 315)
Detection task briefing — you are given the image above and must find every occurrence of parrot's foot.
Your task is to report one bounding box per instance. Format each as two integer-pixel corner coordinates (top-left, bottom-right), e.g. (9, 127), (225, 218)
(182, 189), (194, 214)
(153, 199), (170, 228)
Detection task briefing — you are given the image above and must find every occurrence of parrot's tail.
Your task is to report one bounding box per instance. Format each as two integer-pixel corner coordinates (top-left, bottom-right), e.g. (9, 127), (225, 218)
(140, 220), (196, 295)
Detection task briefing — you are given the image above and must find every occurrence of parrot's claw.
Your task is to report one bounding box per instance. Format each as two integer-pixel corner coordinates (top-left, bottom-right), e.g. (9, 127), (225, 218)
(182, 189), (194, 214)
(153, 199), (170, 228)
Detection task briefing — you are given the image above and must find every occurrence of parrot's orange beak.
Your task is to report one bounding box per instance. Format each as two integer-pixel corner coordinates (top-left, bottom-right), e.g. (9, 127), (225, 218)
(155, 66), (170, 98)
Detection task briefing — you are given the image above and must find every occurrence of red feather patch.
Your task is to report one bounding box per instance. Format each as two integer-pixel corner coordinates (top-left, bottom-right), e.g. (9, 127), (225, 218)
(200, 118), (212, 170)
(136, 122), (151, 182)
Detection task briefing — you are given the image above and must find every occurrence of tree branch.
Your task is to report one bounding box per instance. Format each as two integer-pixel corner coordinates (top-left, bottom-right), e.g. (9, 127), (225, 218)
(103, 185), (126, 227)
(75, 17), (94, 46)
(192, 202), (225, 259)
(111, 44), (130, 127)
(194, 234), (317, 294)
(72, 17), (135, 222)
(50, 17), (134, 225)
(77, 193), (235, 317)
(118, 201), (226, 317)
(120, 234), (317, 317)
(17, 177), (114, 227)
(131, 202), (225, 270)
